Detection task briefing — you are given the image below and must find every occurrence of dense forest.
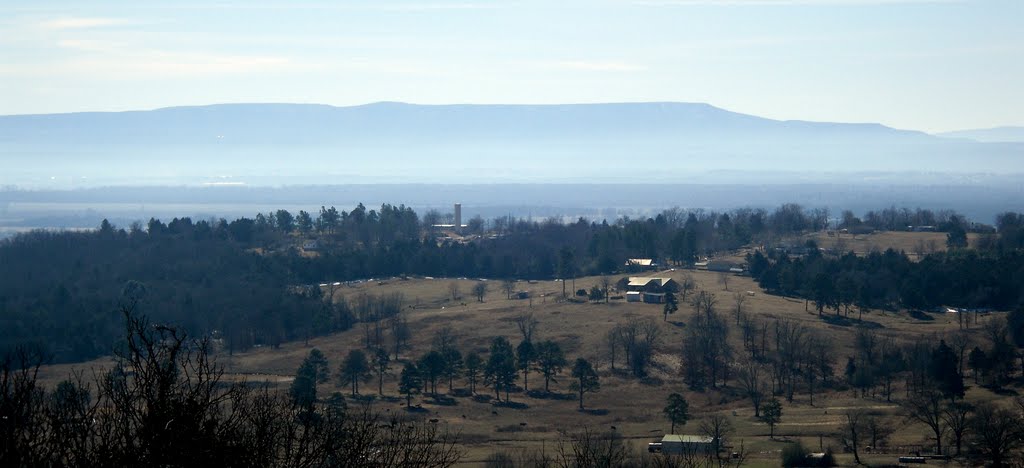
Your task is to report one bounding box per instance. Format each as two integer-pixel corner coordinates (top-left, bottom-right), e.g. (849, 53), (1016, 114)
(2, 202), (1023, 363)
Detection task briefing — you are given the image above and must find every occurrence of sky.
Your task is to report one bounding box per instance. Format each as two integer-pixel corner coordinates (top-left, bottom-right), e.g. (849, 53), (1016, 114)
(0, 0), (1021, 133)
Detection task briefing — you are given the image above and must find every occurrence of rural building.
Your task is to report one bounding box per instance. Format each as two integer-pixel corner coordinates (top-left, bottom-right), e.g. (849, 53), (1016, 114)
(706, 260), (743, 273)
(625, 258), (657, 271)
(626, 291), (642, 302)
(649, 435), (715, 455)
(302, 240), (320, 251)
(626, 277), (678, 293)
(642, 292), (665, 304)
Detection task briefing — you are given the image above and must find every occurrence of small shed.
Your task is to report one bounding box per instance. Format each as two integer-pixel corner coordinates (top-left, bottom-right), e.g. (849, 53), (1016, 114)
(626, 291), (642, 302)
(643, 292), (665, 304)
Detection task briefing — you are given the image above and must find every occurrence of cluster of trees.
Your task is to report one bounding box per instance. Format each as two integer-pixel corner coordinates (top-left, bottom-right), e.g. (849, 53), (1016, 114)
(288, 313), (602, 413)
(0, 225), (335, 363)
(838, 206), (972, 233)
(836, 392), (1024, 465)
(483, 423), (747, 468)
(605, 317), (662, 378)
(0, 308), (461, 467)
(749, 246), (1024, 314)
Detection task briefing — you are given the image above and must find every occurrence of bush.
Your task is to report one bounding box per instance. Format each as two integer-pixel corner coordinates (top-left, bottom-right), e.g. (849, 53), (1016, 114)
(781, 441), (809, 468)
(781, 441), (836, 467)
(483, 451), (515, 468)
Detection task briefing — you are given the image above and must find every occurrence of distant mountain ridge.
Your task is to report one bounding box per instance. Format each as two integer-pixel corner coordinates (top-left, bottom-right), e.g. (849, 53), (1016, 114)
(1, 102), (1021, 187)
(0, 101), (935, 145)
(938, 126), (1024, 143)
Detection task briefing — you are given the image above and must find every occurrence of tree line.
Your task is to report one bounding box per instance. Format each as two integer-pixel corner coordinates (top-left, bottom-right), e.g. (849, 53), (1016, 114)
(3, 203), (1021, 364)
(748, 245), (1024, 314)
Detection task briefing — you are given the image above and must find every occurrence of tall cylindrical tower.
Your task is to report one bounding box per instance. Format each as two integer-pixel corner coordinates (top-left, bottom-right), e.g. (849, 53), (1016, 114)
(454, 203), (462, 228)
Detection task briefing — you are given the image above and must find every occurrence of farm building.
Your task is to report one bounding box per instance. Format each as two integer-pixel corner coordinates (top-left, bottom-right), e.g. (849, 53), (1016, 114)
(643, 292), (665, 304)
(626, 291), (642, 302)
(706, 260), (743, 273)
(626, 277), (677, 293)
(625, 258), (657, 271)
(648, 435), (715, 455)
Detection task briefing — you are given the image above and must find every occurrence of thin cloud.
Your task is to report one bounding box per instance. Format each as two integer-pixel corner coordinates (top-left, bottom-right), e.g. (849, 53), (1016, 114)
(38, 17), (135, 30)
(553, 60), (648, 72)
(633, 0), (960, 5)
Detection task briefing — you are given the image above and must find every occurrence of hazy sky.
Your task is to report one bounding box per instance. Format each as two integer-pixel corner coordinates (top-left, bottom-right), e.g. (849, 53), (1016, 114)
(1, 0), (1021, 133)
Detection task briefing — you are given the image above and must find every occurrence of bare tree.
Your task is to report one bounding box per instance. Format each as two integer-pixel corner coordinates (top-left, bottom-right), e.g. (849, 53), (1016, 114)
(605, 327), (620, 372)
(969, 403), (1024, 467)
(554, 427), (629, 468)
(502, 279), (516, 300)
(865, 414), (895, 452)
(678, 274), (696, 303)
(737, 361), (766, 417)
(472, 282), (488, 302)
(389, 314), (411, 360)
(948, 330), (971, 376)
(699, 414), (734, 461)
(717, 272), (730, 291)
(691, 290), (718, 320)
(732, 292), (748, 326)
(514, 312), (539, 343)
(903, 390), (948, 456)
(599, 276), (612, 304)
(943, 402), (973, 457)
(839, 409), (867, 464)
(432, 326), (457, 353)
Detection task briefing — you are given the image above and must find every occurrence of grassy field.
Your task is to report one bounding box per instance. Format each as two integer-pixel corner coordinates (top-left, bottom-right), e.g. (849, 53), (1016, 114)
(808, 230), (982, 259)
(36, 235), (1008, 467)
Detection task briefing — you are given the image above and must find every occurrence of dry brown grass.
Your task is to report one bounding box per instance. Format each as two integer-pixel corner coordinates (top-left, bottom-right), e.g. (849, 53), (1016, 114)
(36, 266), (1012, 467)
(808, 230), (982, 259)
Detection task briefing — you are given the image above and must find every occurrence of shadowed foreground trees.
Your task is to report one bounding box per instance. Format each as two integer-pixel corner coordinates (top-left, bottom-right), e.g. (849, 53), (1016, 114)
(0, 307), (461, 467)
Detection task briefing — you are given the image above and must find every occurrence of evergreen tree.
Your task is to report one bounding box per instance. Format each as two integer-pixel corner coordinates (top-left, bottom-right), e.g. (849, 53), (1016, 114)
(516, 340), (536, 392)
(535, 340), (567, 393)
(930, 340), (965, 400)
(484, 337), (518, 402)
(663, 291), (678, 321)
(339, 349), (371, 396)
(464, 352), (483, 395)
(373, 347), (391, 395)
(762, 398), (783, 439)
(570, 358), (600, 410)
(663, 393), (690, 434)
(399, 362), (422, 408)
(306, 348), (330, 383)
(419, 350), (446, 397)
(290, 359), (318, 410)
